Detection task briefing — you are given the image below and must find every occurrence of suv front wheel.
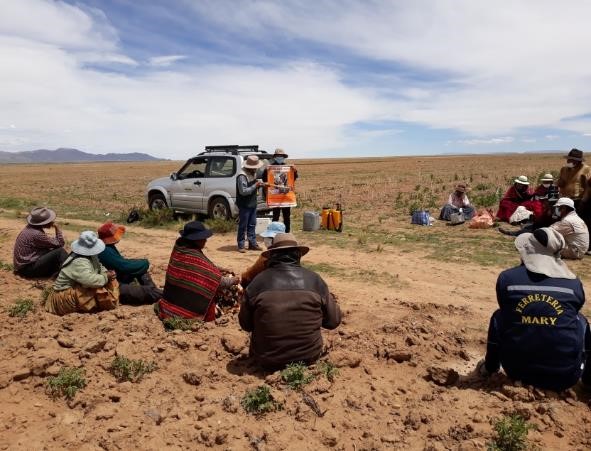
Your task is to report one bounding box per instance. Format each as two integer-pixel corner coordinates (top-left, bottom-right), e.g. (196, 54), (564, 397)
(149, 193), (168, 210)
(208, 197), (231, 220)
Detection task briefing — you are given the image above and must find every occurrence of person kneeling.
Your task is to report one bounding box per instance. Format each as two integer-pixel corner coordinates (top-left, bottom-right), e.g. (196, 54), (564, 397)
(481, 228), (590, 391)
(239, 233), (342, 371)
(45, 231), (119, 316)
(97, 221), (162, 305)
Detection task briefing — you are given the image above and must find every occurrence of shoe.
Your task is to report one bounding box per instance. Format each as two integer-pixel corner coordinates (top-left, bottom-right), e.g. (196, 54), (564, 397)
(249, 245), (263, 251)
(238, 247), (247, 253)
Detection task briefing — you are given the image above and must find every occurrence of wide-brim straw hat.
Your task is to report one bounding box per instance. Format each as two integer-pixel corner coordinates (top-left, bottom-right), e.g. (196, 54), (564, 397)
(540, 173), (554, 182)
(262, 232), (309, 258)
(274, 148), (289, 158)
(455, 183), (467, 193)
(27, 207), (56, 226)
(243, 155), (264, 170)
(514, 228), (575, 279)
(71, 231), (106, 256)
(555, 197), (575, 209)
(514, 175), (530, 185)
(98, 221), (126, 245)
(564, 148), (584, 162)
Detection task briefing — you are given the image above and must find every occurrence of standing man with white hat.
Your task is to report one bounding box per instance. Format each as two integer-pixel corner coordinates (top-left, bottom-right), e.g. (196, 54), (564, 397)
(550, 197), (589, 259)
(13, 206), (68, 278)
(236, 155), (265, 253)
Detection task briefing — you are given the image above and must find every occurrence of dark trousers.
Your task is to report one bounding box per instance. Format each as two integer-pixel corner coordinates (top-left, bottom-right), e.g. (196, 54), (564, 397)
(17, 248), (68, 278)
(119, 273), (162, 305)
(485, 310), (591, 387)
(272, 207), (292, 233)
(237, 207), (257, 249)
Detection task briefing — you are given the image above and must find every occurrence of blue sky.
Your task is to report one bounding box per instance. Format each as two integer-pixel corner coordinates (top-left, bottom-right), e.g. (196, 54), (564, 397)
(2, 0), (591, 159)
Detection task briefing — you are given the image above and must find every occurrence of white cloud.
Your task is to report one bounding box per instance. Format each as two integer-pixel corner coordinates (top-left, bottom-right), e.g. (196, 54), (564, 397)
(545, 135), (559, 140)
(583, 133), (591, 137)
(148, 55), (188, 67)
(457, 136), (514, 145)
(521, 138), (537, 143)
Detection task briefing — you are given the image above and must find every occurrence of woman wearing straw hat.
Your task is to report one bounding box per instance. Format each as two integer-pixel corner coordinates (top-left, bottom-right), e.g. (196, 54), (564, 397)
(496, 175), (534, 222)
(45, 231), (119, 315)
(439, 183), (475, 221)
(478, 228), (590, 391)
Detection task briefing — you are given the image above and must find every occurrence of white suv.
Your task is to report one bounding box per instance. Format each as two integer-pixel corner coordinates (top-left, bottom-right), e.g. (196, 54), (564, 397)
(145, 145), (272, 219)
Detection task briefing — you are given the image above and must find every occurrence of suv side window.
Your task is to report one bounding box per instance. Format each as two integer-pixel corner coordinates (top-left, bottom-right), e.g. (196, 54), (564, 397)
(178, 158), (208, 179)
(207, 156), (236, 178)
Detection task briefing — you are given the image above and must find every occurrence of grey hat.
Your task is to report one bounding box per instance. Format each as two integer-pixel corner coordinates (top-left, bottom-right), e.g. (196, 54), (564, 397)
(27, 207), (56, 226)
(515, 228), (575, 279)
(242, 155), (263, 170)
(71, 231), (106, 256)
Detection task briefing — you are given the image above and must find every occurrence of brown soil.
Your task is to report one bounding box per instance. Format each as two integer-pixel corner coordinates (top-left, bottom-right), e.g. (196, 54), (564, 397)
(0, 216), (590, 451)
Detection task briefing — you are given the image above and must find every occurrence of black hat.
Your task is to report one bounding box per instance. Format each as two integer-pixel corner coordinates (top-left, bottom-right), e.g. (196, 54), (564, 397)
(179, 221), (213, 241)
(564, 148), (584, 162)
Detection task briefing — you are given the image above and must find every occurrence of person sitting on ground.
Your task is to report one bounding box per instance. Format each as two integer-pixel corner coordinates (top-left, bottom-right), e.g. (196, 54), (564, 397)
(496, 176), (534, 222)
(550, 197), (589, 259)
(240, 221), (286, 288)
(45, 231), (119, 315)
(239, 233), (341, 371)
(534, 173), (555, 199)
(156, 221), (239, 322)
(557, 148), (591, 202)
(13, 207), (68, 278)
(97, 221), (162, 305)
(439, 183), (475, 221)
(478, 228), (590, 391)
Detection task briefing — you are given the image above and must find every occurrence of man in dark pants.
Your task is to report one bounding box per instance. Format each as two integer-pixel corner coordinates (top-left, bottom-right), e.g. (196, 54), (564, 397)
(261, 148), (298, 233)
(478, 228), (590, 391)
(239, 233), (341, 371)
(13, 207), (68, 278)
(236, 155), (265, 253)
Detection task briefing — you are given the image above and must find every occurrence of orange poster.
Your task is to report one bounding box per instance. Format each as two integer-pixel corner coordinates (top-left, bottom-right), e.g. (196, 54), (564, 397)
(266, 165), (297, 208)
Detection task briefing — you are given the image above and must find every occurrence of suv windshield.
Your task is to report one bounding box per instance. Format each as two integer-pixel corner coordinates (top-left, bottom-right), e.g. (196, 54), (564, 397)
(178, 158), (208, 179)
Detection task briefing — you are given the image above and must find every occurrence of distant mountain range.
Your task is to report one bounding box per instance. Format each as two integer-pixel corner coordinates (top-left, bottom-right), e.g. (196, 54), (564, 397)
(0, 148), (161, 163)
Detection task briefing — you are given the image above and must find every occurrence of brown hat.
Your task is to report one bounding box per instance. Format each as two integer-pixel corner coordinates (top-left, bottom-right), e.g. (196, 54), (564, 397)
(98, 221), (126, 245)
(455, 183), (467, 193)
(242, 155), (263, 170)
(564, 148), (584, 162)
(274, 148), (288, 158)
(261, 232), (309, 258)
(27, 207), (56, 226)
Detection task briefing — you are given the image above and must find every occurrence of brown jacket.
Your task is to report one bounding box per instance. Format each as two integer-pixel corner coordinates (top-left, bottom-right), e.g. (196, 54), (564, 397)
(557, 163), (591, 199)
(239, 259), (341, 370)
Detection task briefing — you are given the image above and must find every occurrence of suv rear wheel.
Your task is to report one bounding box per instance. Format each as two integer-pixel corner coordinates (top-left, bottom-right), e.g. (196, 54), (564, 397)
(149, 193), (168, 210)
(208, 197), (231, 220)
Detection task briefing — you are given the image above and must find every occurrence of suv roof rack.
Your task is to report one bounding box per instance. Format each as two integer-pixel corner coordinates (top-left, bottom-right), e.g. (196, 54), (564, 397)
(199, 145), (267, 155)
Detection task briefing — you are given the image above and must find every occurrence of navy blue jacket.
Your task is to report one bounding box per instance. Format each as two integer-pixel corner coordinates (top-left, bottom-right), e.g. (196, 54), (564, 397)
(495, 265), (586, 390)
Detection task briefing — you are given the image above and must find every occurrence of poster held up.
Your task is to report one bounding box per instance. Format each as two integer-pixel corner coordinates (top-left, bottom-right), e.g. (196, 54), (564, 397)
(266, 165), (297, 208)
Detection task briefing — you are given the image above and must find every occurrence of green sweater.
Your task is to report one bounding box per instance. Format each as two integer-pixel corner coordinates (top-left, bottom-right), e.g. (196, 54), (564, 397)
(98, 245), (149, 281)
(53, 255), (108, 291)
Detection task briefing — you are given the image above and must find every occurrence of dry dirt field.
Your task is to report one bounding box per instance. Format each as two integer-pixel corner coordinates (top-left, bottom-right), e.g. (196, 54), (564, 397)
(0, 154), (590, 450)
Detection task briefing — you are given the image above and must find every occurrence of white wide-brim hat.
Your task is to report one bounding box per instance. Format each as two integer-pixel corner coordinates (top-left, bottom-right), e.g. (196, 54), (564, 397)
(71, 230), (106, 256)
(514, 228), (575, 279)
(514, 175), (529, 185)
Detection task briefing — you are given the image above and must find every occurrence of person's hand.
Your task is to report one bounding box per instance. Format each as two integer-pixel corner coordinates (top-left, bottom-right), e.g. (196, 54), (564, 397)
(107, 270), (117, 280)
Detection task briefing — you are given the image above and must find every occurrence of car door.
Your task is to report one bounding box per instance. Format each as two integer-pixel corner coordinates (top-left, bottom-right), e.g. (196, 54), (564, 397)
(205, 155), (236, 198)
(169, 157), (208, 211)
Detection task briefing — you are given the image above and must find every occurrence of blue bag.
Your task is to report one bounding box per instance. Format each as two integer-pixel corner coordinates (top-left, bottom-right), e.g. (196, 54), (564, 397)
(411, 210), (430, 226)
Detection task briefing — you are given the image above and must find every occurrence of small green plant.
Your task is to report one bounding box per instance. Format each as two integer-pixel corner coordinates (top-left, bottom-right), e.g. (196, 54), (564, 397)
(317, 361), (339, 382)
(280, 362), (314, 390)
(162, 316), (203, 331)
(204, 217), (236, 233)
(487, 414), (535, 451)
(241, 385), (282, 415)
(41, 286), (53, 302)
(8, 298), (35, 318)
(46, 367), (86, 399)
(109, 356), (157, 383)
(0, 260), (14, 272)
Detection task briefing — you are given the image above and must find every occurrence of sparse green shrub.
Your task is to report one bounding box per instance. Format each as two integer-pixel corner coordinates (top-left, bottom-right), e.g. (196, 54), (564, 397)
(472, 191), (500, 208)
(487, 414), (535, 451)
(141, 207), (175, 227)
(0, 260), (14, 272)
(241, 385), (283, 415)
(46, 367), (86, 399)
(109, 356), (157, 383)
(8, 298), (35, 318)
(280, 362), (314, 390)
(204, 217), (236, 233)
(162, 316), (203, 331)
(317, 361), (339, 382)
(41, 286), (53, 302)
